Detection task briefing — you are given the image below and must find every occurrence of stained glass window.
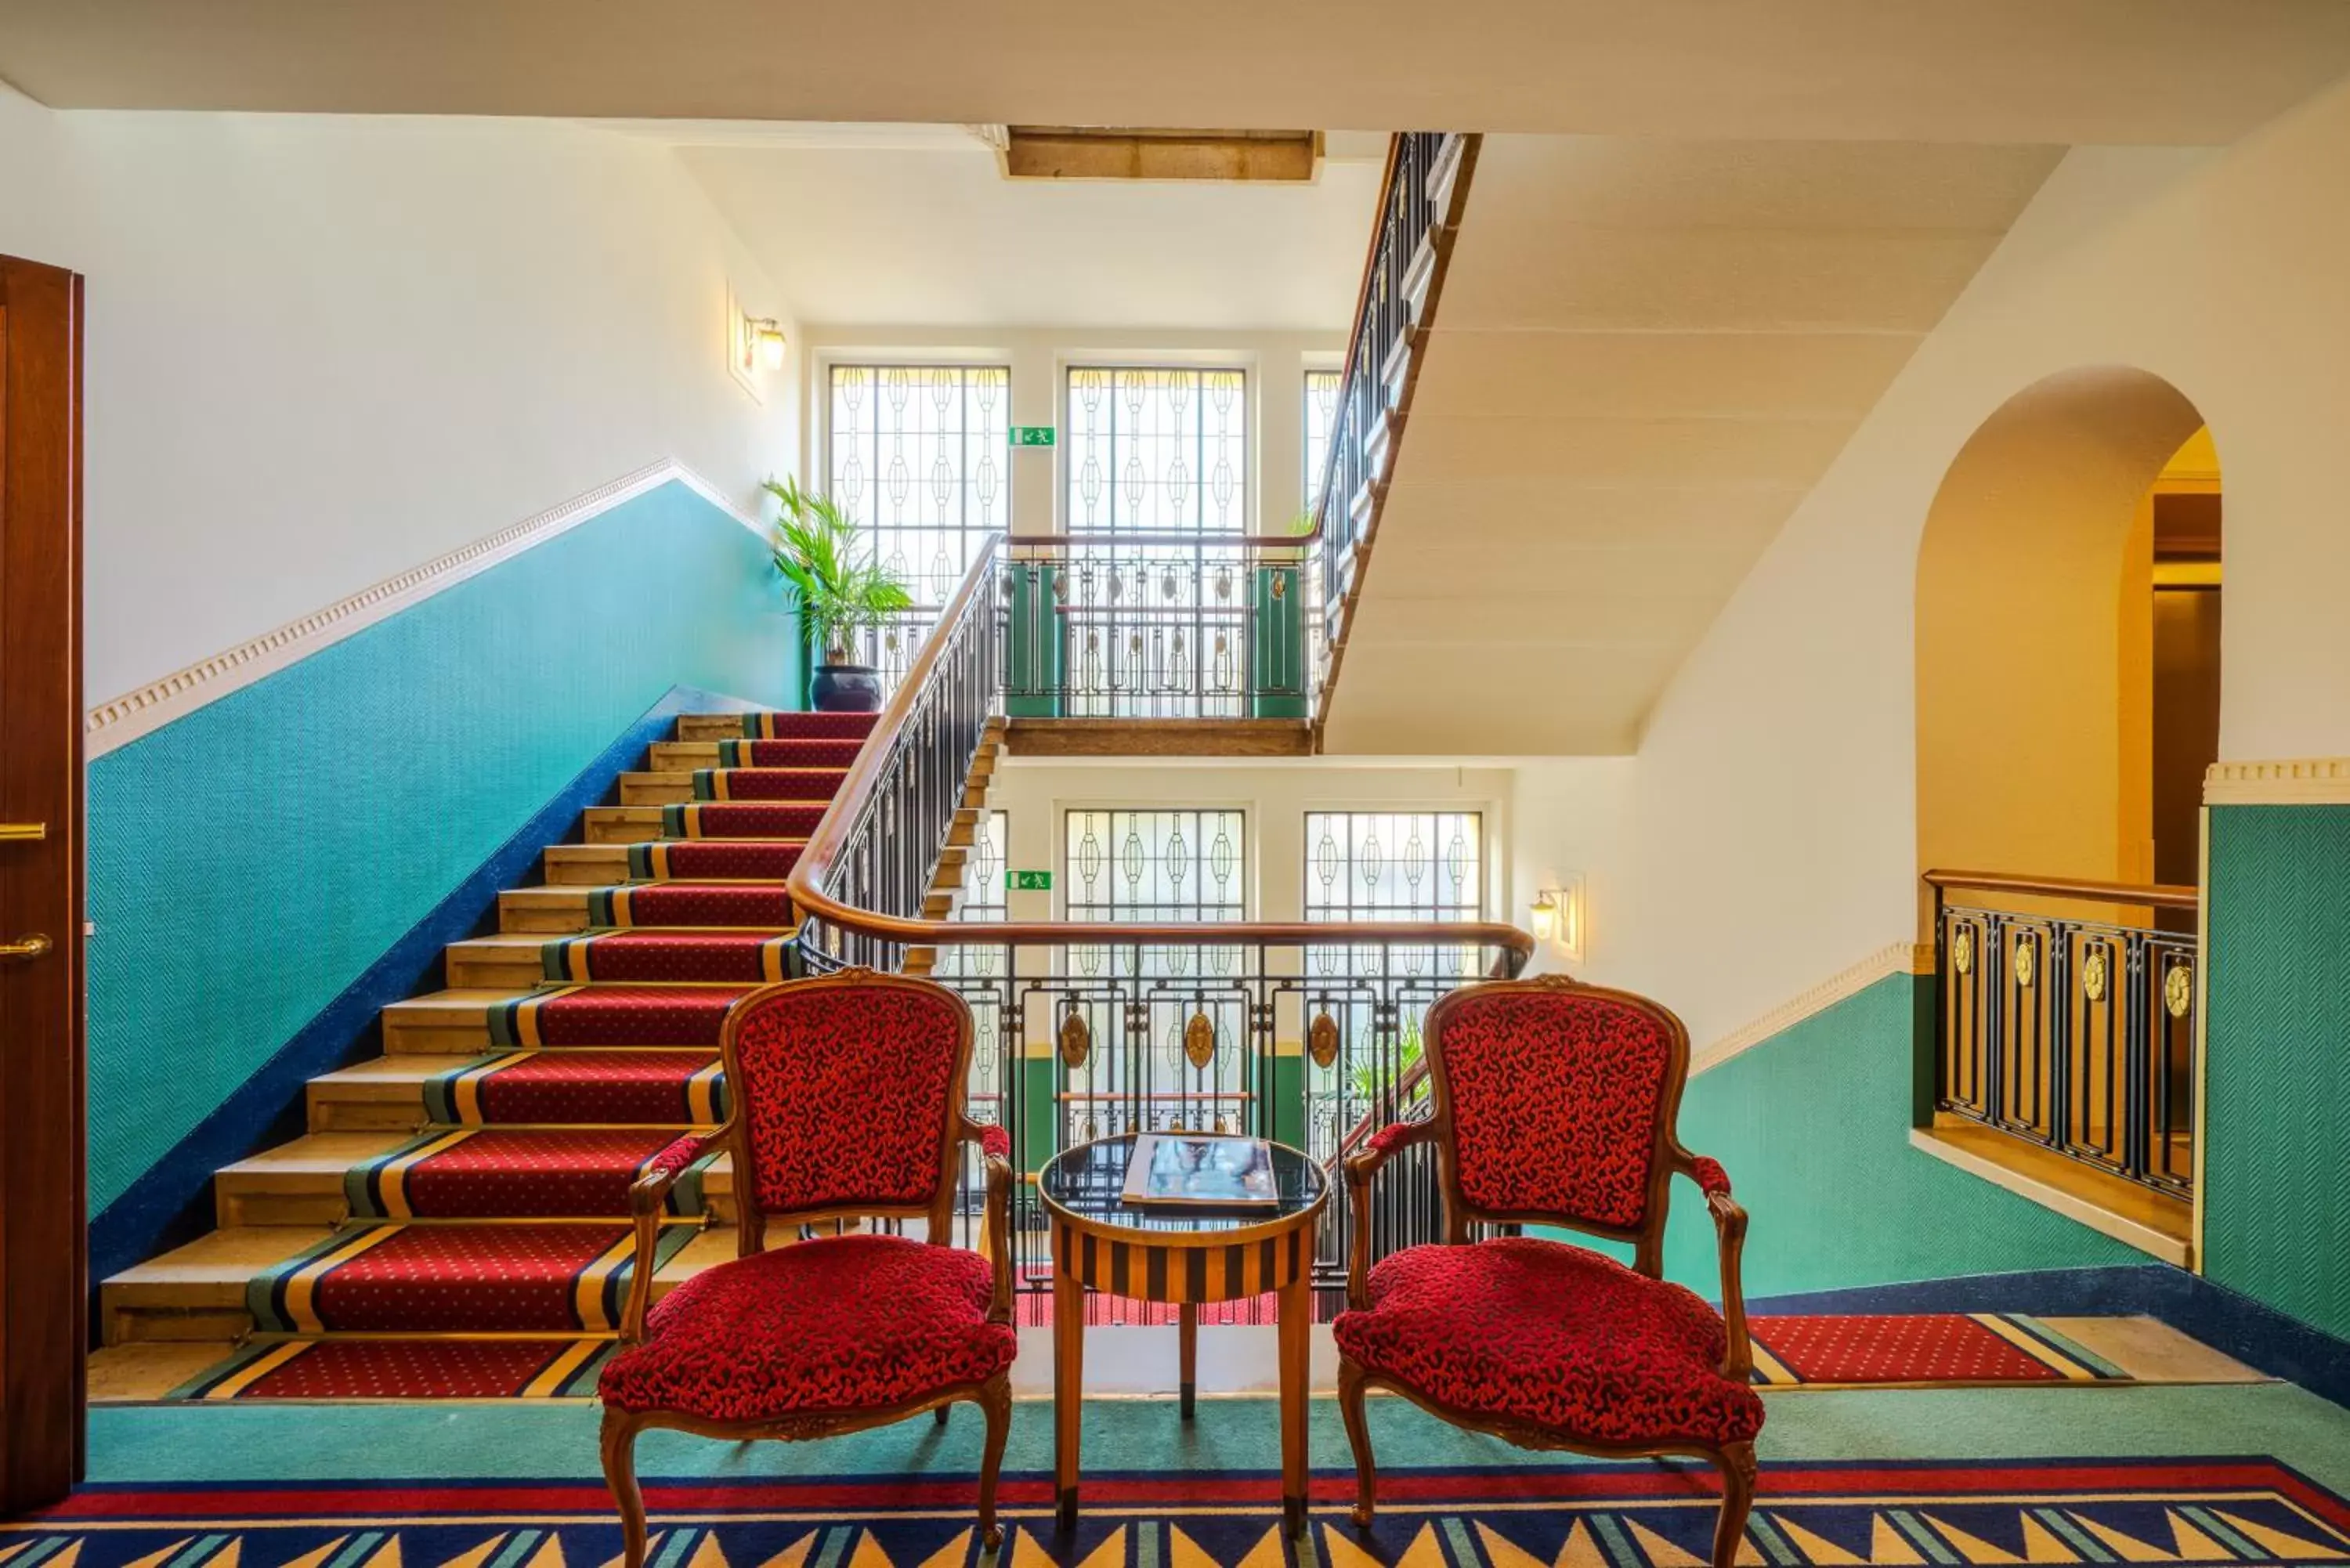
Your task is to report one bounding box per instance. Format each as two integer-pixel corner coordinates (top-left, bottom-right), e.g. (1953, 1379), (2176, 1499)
(1065, 367), (1249, 534)
(826, 364), (1009, 607)
(1303, 368), (1342, 517)
(1060, 807), (1250, 1140)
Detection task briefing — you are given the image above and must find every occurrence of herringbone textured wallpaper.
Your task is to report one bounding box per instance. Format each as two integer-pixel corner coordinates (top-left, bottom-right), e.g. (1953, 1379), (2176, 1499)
(85, 482), (799, 1216)
(2204, 804), (2350, 1342)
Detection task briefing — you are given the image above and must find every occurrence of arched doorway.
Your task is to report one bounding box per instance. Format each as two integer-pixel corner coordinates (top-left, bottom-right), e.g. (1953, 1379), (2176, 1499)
(1913, 367), (2217, 1238)
(1915, 367), (2218, 906)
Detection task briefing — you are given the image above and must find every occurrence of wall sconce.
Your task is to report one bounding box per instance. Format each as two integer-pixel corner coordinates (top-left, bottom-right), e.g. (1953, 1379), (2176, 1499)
(746, 317), (787, 370)
(1530, 877), (1585, 963)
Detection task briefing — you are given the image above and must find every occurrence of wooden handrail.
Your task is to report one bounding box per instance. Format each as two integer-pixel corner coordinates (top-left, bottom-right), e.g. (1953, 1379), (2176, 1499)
(1923, 868), (2200, 912)
(786, 535), (1536, 966)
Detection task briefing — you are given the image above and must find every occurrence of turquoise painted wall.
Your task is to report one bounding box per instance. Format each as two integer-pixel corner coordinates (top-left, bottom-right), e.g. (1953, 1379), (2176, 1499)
(86, 479), (798, 1216)
(1650, 974), (2145, 1299)
(2204, 804), (2350, 1342)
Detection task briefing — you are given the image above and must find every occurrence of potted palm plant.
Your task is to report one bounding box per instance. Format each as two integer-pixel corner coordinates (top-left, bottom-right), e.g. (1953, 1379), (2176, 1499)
(763, 475), (913, 713)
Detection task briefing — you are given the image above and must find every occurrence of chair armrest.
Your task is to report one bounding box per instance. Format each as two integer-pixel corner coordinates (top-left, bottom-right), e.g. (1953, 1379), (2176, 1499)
(1342, 1118), (1439, 1310)
(1679, 1152), (1752, 1381)
(962, 1118), (1015, 1324)
(619, 1130), (718, 1344)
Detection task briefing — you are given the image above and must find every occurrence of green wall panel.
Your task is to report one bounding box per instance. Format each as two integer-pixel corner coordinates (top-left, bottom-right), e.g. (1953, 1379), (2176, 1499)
(85, 480), (800, 1216)
(1650, 974), (2145, 1299)
(2204, 804), (2350, 1341)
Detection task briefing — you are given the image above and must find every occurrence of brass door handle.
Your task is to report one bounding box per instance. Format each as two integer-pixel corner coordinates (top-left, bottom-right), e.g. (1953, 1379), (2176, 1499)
(0, 823), (48, 842)
(0, 934), (52, 961)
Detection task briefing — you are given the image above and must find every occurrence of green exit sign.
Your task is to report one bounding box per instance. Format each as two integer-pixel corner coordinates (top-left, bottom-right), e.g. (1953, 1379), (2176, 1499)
(1007, 869), (1053, 891)
(1009, 425), (1056, 448)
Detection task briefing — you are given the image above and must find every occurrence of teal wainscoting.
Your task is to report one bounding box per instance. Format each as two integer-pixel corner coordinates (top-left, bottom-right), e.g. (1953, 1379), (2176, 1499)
(2203, 803), (2350, 1343)
(86, 479), (800, 1223)
(1651, 973), (2146, 1299)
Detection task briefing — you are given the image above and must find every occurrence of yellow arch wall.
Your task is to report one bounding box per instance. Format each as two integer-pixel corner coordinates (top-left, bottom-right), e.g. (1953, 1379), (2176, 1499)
(1913, 370), (2205, 927)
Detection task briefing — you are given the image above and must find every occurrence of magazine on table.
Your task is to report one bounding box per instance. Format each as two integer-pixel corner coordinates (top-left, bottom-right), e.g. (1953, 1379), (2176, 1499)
(1120, 1132), (1282, 1209)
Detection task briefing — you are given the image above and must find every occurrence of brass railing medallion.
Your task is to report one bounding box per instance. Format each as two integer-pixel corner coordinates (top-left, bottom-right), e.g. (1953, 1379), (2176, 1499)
(1058, 1010), (1091, 1069)
(1952, 927), (1974, 976)
(2082, 946), (2108, 1003)
(1183, 1010), (1217, 1070)
(1308, 1012), (1341, 1069)
(2164, 963), (2195, 1020)
(2013, 937), (2036, 988)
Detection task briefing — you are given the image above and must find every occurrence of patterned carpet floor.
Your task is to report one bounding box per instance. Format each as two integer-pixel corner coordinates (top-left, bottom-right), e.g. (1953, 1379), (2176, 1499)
(13, 1458), (2350, 1568)
(154, 1311), (2141, 1400)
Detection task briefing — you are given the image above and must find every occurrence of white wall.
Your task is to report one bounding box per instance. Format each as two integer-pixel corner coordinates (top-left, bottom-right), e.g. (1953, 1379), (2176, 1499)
(1615, 75), (2350, 1048)
(0, 89), (802, 704)
(1507, 757), (1640, 983)
(797, 326), (1343, 542)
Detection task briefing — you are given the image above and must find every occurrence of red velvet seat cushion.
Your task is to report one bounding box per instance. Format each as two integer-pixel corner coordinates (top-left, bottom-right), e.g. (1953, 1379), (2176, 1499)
(1332, 1237), (1762, 1447)
(598, 1234), (1014, 1421)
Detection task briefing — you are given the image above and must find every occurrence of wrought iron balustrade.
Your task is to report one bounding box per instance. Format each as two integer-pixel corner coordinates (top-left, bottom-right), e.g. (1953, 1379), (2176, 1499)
(1309, 131), (1474, 717)
(788, 539), (1535, 1302)
(1927, 869), (2199, 1200)
(1001, 533), (1313, 721)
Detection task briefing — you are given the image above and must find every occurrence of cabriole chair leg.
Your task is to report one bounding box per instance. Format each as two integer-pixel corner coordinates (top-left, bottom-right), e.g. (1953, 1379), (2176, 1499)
(1712, 1441), (1759, 1568)
(1337, 1357), (1378, 1528)
(978, 1372), (1013, 1549)
(600, 1408), (650, 1568)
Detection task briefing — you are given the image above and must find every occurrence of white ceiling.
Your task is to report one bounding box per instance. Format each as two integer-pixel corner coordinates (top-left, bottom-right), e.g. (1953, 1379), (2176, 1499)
(5, 2), (2350, 146)
(662, 126), (1383, 330)
(1321, 136), (2065, 756)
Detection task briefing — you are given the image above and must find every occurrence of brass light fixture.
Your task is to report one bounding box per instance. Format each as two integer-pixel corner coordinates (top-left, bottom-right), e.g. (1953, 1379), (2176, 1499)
(1529, 878), (1585, 962)
(746, 317), (787, 371)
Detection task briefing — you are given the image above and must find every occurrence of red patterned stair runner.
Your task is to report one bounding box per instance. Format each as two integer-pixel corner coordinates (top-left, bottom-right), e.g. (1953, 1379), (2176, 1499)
(583, 884), (793, 928)
(190, 710), (880, 1382)
(343, 1128), (721, 1219)
(541, 930), (797, 983)
(690, 767), (851, 802)
(425, 1049), (725, 1125)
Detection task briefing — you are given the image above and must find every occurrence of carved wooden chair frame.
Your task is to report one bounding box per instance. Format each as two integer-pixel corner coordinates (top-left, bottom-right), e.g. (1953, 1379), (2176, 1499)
(1338, 974), (1757, 1567)
(598, 968), (1015, 1564)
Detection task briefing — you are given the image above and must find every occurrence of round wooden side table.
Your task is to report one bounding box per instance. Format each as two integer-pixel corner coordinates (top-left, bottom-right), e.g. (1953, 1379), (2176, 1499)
(1038, 1133), (1330, 1537)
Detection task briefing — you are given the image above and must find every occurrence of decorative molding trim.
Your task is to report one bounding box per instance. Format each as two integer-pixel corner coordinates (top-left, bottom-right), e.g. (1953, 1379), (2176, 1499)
(1690, 939), (1925, 1077)
(2204, 757), (2350, 807)
(85, 461), (763, 758)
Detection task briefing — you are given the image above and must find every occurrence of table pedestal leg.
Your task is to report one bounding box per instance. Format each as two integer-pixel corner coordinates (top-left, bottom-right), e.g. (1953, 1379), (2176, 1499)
(1054, 1270), (1086, 1530)
(1178, 1302), (1198, 1418)
(1278, 1275), (1310, 1537)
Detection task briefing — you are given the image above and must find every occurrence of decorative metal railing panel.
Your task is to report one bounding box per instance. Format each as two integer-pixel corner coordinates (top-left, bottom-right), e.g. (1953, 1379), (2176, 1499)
(1000, 538), (1312, 721)
(1929, 872), (2198, 1200)
(877, 932), (1518, 1302)
(797, 542), (1003, 975)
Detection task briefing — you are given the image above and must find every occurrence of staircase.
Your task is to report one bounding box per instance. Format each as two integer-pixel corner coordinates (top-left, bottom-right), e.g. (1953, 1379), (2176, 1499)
(97, 707), (996, 1400)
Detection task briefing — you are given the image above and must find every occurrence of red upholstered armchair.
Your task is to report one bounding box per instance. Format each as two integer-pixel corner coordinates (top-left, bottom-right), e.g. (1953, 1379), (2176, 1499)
(597, 970), (1016, 1564)
(1335, 975), (1761, 1566)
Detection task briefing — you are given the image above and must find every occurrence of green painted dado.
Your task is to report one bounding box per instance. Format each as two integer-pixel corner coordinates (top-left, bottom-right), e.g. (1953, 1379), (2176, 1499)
(85, 479), (801, 1216)
(1652, 974), (2144, 1299)
(2204, 804), (2350, 1342)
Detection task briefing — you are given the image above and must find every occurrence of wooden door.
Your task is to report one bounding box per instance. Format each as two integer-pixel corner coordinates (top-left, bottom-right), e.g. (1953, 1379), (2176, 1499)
(0, 255), (86, 1513)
